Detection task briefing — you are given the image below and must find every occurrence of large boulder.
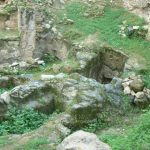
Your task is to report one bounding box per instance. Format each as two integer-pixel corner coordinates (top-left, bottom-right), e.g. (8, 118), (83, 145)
(44, 73), (129, 127)
(104, 77), (124, 107)
(0, 81), (56, 118)
(57, 130), (112, 150)
(129, 77), (145, 93)
(46, 73), (107, 127)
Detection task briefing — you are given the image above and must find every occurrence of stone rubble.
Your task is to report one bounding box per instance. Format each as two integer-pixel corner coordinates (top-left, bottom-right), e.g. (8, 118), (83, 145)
(122, 74), (150, 106)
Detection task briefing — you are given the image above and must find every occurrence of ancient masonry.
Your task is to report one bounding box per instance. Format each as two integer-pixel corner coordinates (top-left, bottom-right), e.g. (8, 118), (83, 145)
(0, 1), (68, 66)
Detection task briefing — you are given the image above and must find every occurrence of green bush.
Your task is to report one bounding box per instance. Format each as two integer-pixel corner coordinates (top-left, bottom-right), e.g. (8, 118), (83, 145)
(0, 107), (48, 135)
(41, 53), (57, 63)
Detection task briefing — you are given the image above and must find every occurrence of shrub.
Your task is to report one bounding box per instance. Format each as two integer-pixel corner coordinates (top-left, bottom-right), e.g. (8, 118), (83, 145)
(41, 53), (57, 63)
(0, 107), (48, 135)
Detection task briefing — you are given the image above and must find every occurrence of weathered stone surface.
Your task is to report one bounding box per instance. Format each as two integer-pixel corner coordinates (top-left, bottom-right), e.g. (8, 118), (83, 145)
(49, 73), (107, 127)
(0, 75), (31, 88)
(0, 2), (68, 66)
(18, 7), (36, 62)
(147, 24), (150, 40)
(124, 0), (150, 22)
(122, 75), (150, 107)
(130, 78), (144, 92)
(76, 52), (97, 68)
(0, 81), (56, 117)
(81, 47), (128, 83)
(35, 29), (68, 60)
(0, 73), (137, 123)
(57, 130), (112, 150)
(104, 77), (124, 107)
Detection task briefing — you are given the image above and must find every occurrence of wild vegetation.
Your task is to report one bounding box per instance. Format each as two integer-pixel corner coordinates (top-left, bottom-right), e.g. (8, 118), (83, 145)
(0, 0), (150, 149)
(0, 107), (48, 135)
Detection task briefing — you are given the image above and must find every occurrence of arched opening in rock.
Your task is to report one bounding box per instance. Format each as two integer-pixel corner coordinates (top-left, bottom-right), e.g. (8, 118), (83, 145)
(82, 47), (128, 84)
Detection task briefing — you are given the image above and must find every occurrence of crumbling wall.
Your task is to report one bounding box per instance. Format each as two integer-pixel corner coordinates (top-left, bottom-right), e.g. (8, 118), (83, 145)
(83, 47), (128, 83)
(0, 0), (68, 66)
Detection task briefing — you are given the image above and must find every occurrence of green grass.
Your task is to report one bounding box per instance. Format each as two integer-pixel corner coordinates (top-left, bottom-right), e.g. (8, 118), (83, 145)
(0, 107), (48, 135)
(58, 1), (150, 86)
(99, 108), (150, 150)
(16, 137), (50, 150)
(0, 136), (11, 147)
(59, 2), (150, 59)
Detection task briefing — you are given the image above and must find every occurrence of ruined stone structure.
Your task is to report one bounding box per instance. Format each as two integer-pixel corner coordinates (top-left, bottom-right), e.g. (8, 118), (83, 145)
(0, 1), (68, 66)
(83, 47), (128, 83)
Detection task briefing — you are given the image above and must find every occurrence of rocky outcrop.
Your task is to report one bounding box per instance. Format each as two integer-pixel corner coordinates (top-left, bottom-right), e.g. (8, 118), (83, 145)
(47, 73), (107, 127)
(57, 130), (112, 150)
(0, 81), (56, 118)
(0, 73), (128, 126)
(77, 47), (128, 83)
(104, 77), (124, 107)
(41, 73), (129, 127)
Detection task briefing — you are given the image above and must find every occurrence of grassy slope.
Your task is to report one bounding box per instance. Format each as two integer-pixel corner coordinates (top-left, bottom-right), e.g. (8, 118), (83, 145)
(58, 1), (150, 86)
(99, 108), (150, 150)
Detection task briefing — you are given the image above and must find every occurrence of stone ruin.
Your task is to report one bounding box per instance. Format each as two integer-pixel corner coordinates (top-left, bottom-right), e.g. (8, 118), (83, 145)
(0, 1), (68, 67)
(77, 47), (128, 83)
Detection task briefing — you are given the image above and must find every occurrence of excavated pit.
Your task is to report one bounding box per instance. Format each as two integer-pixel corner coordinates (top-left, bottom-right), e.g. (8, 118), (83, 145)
(82, 47), (128, 84)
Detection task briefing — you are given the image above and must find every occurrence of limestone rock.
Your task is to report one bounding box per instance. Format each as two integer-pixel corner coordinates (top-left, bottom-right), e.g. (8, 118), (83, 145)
(76, 51), (97, 68)
(0, 91), (10, 105)
(135, 92), (145, 99)
(57, 130), (112, 150)
(147, 24), (150, 40)
(0, 81), (56, 118)
(130, 78), (144, 92)
(41, 73), (66, 81)
(124, 86), (131, 95)
(52, 73), (106, 126)
(104, 77), (124, 106)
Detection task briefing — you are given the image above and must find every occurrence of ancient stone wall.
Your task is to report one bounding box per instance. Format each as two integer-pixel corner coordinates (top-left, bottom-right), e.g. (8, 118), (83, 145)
(0, 0), (68, 65)
(82, 47), (128, 83)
